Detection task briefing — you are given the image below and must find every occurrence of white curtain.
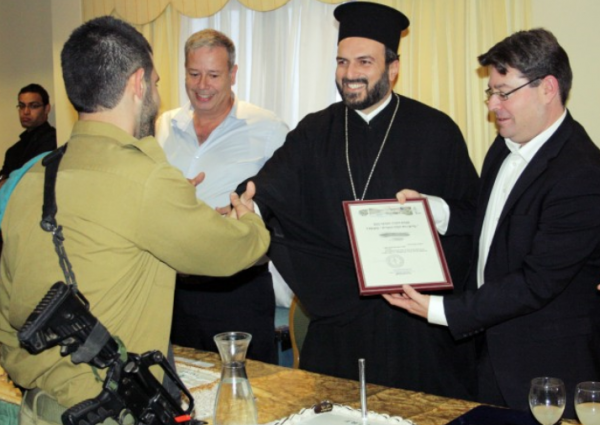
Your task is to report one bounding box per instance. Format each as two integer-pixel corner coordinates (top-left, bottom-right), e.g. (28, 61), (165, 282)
(178, 0), (341, 129)
(168, 0), (530, 170)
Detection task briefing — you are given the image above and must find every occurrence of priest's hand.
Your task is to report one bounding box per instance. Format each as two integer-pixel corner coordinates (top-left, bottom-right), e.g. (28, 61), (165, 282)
(382, 285), (429, 319)
(396, 189), (422, 204)
(229, 181), (257, 219)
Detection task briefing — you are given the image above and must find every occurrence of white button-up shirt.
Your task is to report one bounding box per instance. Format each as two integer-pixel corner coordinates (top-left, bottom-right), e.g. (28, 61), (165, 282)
(428, 110), (567, 326)
(156, 97), (289, 208)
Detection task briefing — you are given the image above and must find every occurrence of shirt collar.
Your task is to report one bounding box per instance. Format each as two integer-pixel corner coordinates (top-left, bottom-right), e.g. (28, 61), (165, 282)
(71, 120), (141, 146)
(355, 93), (393, 123)
(504, 109), (567, 162)
(228, 93), (240, 119)
(19, 121), (51, 138)
(176, 94), (239, 130)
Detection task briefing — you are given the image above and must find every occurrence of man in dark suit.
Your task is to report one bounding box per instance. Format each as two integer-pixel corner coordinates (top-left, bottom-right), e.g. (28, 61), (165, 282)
(386, 28), (600, 418)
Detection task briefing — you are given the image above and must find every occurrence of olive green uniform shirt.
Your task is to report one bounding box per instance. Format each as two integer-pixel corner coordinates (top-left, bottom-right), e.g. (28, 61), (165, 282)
(0, 121), (270, 407)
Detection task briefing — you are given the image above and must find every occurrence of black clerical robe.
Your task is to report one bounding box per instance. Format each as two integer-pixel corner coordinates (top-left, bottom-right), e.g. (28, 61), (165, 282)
(246, 94), (480, 399)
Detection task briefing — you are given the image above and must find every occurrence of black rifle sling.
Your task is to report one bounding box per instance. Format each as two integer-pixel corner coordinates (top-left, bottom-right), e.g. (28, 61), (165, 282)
(38, 145), (115, 363)
(33, 147), (193, 423)
(40, 145), (66, 233)
(39, 145), (79, 290)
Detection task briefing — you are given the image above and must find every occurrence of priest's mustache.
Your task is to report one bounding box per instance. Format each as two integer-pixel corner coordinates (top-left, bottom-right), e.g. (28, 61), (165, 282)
(342, 78), (369, 86)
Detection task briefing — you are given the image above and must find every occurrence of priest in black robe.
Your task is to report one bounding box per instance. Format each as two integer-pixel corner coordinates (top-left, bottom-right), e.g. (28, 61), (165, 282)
(238, 2), (480, 400)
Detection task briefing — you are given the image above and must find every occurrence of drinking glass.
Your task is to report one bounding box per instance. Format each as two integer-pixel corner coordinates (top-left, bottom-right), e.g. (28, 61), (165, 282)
(575, 381), (600, 425)
(529, 377), (566, 425)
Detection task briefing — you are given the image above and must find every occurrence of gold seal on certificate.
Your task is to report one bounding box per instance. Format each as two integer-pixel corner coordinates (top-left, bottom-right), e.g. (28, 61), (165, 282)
(343, 198), (452, 295)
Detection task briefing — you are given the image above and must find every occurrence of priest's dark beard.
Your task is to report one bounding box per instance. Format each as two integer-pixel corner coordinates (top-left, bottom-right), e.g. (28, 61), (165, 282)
(336, 68), (390, 111)
(135, 84), (159, 138)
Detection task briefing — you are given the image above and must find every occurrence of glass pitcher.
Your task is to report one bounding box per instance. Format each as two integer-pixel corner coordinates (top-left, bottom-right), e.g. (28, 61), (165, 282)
(213, 332), (258, 425)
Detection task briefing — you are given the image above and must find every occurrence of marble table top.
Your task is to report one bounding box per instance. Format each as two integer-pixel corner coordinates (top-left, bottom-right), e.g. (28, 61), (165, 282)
(175, 346), (481, 425)
(0, 346), (580, 425)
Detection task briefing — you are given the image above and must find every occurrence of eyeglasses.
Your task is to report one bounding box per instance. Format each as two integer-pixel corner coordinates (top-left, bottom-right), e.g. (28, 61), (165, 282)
(485, 76), (544, 102)
(16, 102), (44, 111)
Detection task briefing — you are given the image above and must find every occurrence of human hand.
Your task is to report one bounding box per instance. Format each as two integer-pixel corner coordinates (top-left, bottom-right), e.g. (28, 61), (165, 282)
(229, 181), (256, 220)
(382, 285), (430, 319)
(216, 205), (232, 217)
(187, 171), (206, 187)
(396, 189), (422, 204)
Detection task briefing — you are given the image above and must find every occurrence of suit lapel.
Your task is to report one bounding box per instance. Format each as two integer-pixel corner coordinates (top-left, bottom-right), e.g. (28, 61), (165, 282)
(474, 138), (510, 241)
(497, 113), (574, 225)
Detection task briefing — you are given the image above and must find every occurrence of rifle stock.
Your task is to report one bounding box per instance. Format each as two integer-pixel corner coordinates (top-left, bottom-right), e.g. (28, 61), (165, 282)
(18, 282), (202, 425)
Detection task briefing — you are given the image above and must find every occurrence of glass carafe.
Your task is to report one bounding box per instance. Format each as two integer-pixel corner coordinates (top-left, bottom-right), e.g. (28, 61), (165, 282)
(213, 332), (258, 425)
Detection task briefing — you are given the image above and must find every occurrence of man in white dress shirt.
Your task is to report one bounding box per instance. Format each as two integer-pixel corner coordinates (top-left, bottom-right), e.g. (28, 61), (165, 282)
(386, 28), (600, 418)
(156, 29), (288, 363)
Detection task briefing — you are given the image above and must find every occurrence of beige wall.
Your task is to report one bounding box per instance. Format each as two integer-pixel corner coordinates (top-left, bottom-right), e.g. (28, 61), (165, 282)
(0, 0), (55, 155)
(531, 0), (600, 145)
(50, 0), (81, 143)
(0, 0), (598, 163)
(0, 0), (80, 156)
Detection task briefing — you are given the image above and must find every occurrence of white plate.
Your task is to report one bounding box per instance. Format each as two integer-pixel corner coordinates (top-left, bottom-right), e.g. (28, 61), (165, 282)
(268, 404), (414, 425)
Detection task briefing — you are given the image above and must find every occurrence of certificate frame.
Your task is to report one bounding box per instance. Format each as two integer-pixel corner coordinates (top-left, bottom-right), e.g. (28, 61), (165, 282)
(343, 198), (452, 295)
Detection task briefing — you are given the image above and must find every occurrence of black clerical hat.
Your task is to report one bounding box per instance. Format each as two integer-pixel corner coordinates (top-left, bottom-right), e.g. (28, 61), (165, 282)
(334, 1), (410, 52)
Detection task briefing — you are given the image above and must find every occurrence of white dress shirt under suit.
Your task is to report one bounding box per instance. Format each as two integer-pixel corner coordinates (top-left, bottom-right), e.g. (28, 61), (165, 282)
(428, 110), (567, 326)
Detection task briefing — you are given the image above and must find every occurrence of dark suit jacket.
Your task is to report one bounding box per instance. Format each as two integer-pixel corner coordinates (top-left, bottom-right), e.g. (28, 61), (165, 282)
(445, 112), (600, 416)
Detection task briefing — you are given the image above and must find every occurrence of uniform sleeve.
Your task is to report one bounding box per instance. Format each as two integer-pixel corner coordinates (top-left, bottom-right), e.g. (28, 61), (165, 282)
(137, 162), (270, 276)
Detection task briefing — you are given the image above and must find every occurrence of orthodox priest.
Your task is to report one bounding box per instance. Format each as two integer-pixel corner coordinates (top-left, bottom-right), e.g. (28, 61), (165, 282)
(238, 2), (479, 399)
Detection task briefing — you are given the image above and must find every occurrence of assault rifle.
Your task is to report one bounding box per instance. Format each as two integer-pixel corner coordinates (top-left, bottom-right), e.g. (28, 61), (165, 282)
(18, 281), (203, 425)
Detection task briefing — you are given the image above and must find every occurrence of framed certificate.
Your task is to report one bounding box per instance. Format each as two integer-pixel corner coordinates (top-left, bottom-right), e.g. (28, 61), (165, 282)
(343, 198), (452, 295)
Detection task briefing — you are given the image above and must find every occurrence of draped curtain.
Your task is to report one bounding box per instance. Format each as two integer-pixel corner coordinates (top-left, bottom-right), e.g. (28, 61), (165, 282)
(82, 0), (531, 171)
(178, 0), (341, 129)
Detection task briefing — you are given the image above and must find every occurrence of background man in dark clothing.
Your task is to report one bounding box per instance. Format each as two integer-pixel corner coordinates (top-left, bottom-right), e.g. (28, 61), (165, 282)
(0, 84), (57, 185)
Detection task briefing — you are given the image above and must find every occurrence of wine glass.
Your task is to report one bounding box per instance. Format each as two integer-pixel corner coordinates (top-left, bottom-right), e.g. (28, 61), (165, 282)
(575, 381), (600, 425)
(529, 377), (566, 425)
